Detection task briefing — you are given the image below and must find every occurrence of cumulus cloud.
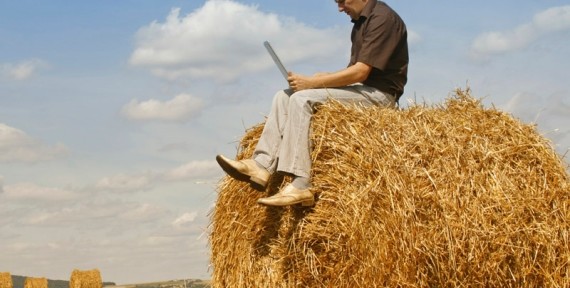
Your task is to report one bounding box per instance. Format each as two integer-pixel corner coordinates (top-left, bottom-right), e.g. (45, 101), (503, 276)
(129, 0), (346, 81)
(95, 160), (220, 193)
(3, 183), (77, 202)
(122, 94), (204, 122)
(16, 198), (166, 228)
(470, 5), (570, 60)
(163, 160), (220, 181)
(1, 59), (47, 80)
(172, 212), (198, 228)
(95, 171), (156, 193)
(407, 29), (422, 45)
(0, 123), (68, 163)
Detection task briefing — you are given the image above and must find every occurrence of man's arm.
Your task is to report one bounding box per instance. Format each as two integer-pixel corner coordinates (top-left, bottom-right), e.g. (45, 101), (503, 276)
(287, 62), (372, 92)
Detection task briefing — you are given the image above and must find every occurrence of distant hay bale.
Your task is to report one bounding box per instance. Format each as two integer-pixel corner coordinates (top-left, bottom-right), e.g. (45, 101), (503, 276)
(209, 89), (570, 287)
(69, 269), (102, 288)
(23, 278), (47, 288)
(0, 273), (12, 288)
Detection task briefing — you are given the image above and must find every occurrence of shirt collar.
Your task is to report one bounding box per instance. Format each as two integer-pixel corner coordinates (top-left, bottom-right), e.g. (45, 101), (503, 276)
(351, 0), (377, 24)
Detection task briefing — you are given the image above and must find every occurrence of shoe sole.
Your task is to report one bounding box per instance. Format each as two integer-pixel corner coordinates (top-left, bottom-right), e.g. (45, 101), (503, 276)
(216, 155), (267, 191)
(258, 196), (315, 207)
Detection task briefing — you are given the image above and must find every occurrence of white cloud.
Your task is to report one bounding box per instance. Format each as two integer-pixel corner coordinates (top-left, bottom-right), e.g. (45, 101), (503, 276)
(172, 212), (198, 228)
(129, 0), (346, 81)
(0, 123), (68, 163)
(94, 160), (221, 193)
(408, 29), (422, 45)
(122, 94), (204, 122)
(1, 59), (46, 80)
(95, 171), (156, 193)
(14, 198), (165, 229)
(3, 183), (77, 202)
(162, 160), (220, 181)
(470, 5), (570, 59)
(22, 210), (64, 225)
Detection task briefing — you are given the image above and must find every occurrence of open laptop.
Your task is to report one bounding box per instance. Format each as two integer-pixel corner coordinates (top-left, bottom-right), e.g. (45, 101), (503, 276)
(264, 41), (289, 81)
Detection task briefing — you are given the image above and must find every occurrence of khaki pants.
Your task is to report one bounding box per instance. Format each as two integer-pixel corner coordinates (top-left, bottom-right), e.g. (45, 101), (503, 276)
(253, 84), (395, 179)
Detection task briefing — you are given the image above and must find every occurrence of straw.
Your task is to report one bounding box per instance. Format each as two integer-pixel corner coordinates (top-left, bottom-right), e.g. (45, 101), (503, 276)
(209, 89), (570, 287)
(23, 278), (47, 288)
(0, 273), (12, 288)
(69, 269), (102, 288)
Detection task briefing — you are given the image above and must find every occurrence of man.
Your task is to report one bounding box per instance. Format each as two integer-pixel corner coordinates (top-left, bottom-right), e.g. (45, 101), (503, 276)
(216, 0), (408, 207)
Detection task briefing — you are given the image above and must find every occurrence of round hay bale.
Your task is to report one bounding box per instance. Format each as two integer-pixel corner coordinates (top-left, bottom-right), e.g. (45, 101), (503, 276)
(69, 269), (102, 288)
(23, 278), (47, 288)
(0, 272), (12, 288)
(209, 89), (570, 287)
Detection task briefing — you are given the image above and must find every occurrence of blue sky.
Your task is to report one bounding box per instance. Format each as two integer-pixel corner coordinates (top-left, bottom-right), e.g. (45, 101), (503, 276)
(1, 0), (569, 284)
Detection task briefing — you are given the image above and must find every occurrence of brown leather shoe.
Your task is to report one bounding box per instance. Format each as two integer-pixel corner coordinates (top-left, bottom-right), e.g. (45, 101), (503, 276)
(257, 184), (314, 207)
(216, 154), (270, 190)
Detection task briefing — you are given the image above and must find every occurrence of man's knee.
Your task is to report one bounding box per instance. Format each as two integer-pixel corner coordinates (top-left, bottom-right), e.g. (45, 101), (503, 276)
(289, 91), (313, 107)
(272, 89), (292, 109)
(288, 96), (307, 114)
(289, 90), (326, 115)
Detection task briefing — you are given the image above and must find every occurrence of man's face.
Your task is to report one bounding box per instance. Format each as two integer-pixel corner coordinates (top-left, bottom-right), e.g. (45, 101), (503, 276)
(335, 0), (368, 20)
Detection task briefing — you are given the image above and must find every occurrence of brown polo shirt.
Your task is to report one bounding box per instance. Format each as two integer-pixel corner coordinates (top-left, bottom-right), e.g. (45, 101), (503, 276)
(349, 0), (409, 99)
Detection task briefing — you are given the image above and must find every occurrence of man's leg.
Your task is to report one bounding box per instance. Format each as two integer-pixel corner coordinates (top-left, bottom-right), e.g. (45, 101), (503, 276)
(216, 89), (293, 190)
(258, 85), (395, 206)
(277, 85), (395, 179)
(253, 89), (294, 173)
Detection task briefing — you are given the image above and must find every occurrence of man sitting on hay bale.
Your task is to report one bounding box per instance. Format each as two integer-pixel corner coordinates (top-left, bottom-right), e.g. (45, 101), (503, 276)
(217, 0), (409, 206)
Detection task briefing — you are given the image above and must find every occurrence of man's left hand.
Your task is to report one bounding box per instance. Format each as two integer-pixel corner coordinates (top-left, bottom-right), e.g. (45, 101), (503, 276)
(287, 72), (316, 92)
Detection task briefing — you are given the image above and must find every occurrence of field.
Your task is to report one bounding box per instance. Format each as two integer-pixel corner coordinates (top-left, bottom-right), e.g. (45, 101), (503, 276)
(7, 275), (209, 288)
(104, 279), (210, 288)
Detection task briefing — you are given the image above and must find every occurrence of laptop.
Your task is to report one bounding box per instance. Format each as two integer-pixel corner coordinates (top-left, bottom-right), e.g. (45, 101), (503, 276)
(264, 41), (289, 81)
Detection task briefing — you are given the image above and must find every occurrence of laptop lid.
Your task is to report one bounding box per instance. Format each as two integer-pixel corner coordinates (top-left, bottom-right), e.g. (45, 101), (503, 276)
(264, 41), (289, 81)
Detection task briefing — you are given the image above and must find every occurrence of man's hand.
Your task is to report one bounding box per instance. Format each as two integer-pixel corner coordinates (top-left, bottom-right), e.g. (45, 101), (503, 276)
(287, 72), (316, 92)
(287, 62), (372, 92)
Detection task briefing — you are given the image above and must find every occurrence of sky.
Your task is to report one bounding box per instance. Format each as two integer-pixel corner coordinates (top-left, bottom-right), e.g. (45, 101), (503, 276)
(1, 0), (569, 284)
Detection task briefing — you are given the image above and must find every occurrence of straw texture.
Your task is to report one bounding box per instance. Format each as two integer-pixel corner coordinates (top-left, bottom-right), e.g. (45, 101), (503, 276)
(209, 89), (570, 287)
(69, 269), (102, 288)
(0, 273), (12, 288)
(23, 278), (47, 288)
